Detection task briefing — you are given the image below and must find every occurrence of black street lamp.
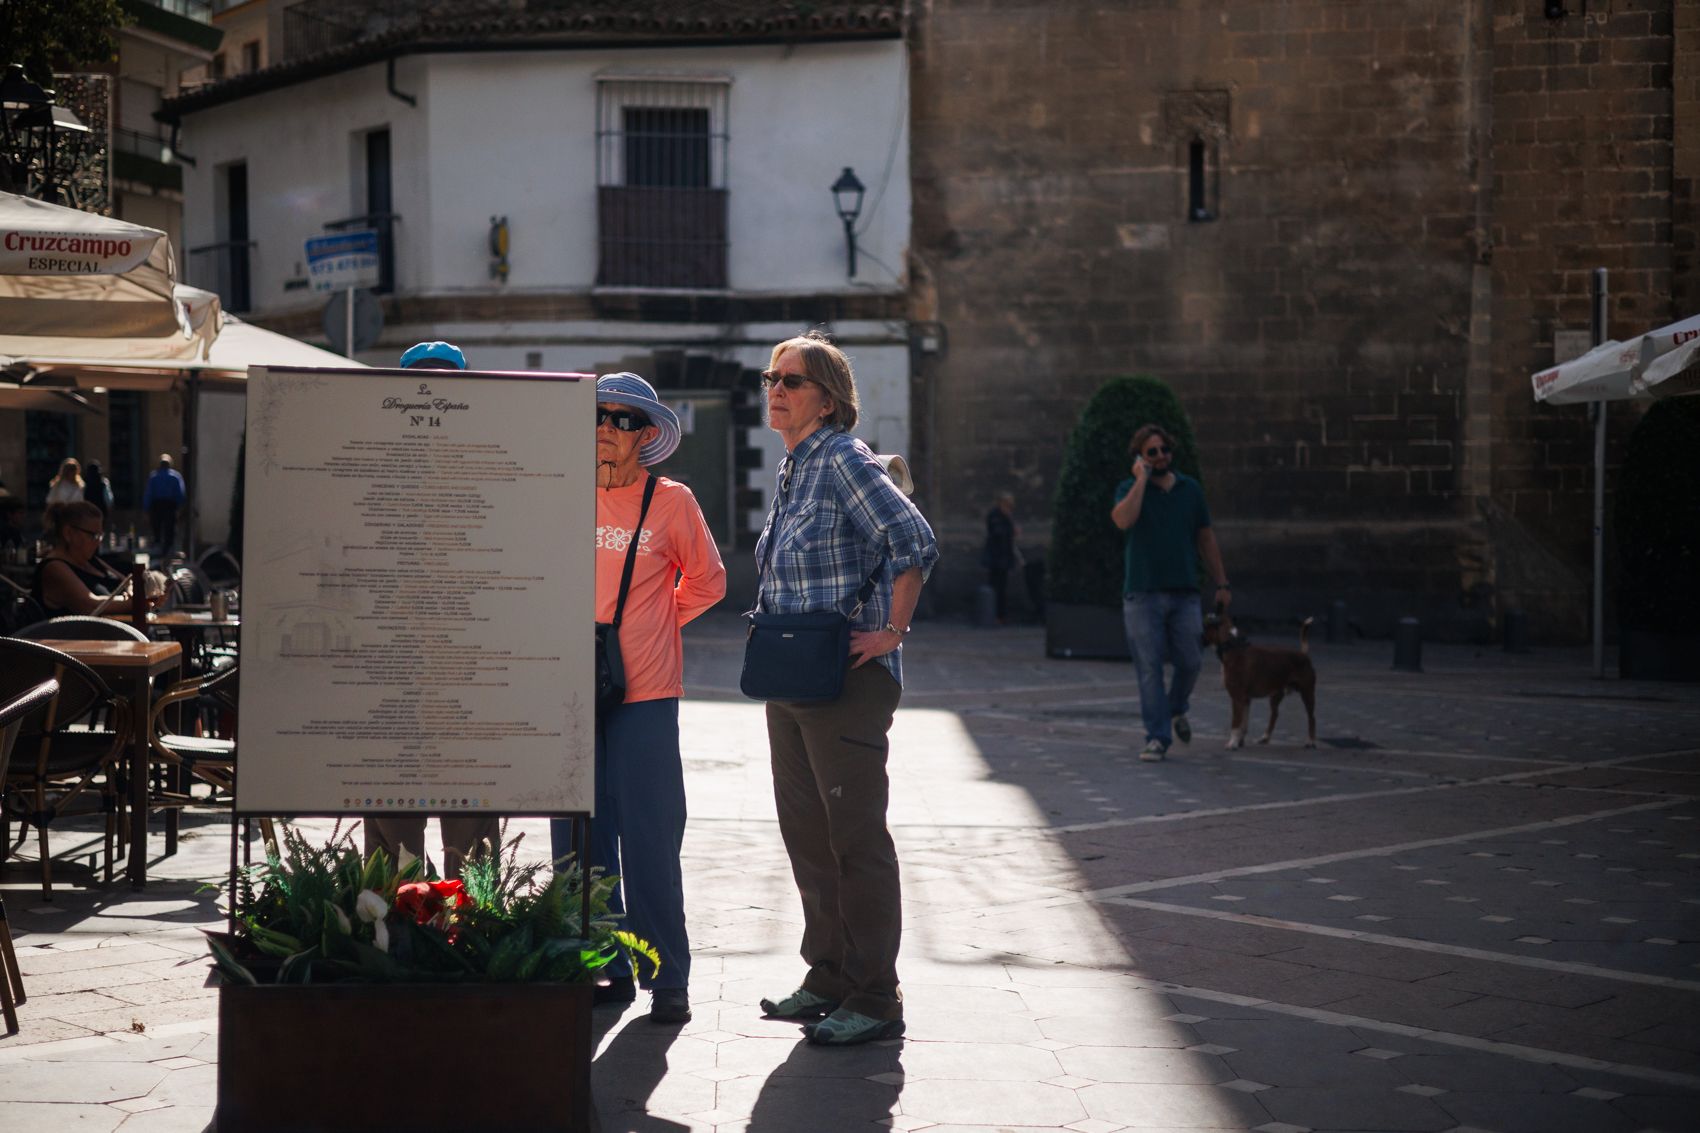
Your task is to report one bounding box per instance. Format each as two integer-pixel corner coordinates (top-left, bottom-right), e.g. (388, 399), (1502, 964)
(831, 166), (865, 278)
(0, 63), (92, 204)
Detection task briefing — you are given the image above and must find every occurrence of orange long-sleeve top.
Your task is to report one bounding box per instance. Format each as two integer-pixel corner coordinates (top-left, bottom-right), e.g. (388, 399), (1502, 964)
(596, 474), (727, 704)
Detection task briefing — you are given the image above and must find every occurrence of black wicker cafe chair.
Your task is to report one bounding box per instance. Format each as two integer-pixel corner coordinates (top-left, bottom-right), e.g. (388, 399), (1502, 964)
(0, 638), (129, 901)
(0, 678), (57, 1033)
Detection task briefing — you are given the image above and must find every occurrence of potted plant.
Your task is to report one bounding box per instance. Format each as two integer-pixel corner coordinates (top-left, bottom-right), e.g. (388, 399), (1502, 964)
(1046, 375), (1202, 658)
(207, 824), (655, 1133)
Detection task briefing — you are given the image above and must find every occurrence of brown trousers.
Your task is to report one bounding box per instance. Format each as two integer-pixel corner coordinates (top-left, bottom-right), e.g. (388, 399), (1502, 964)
(363, 816), (501, 883)
(766, 663), (904, 1021)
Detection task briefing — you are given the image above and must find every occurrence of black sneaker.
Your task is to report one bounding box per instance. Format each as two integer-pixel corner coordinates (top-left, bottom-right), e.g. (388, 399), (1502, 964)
(649, 987), (691, 1024)
(593, 977), (636, 1007)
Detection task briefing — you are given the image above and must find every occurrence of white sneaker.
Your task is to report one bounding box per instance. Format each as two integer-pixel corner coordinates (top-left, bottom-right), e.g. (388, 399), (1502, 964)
(1139, 739), (1167, 762)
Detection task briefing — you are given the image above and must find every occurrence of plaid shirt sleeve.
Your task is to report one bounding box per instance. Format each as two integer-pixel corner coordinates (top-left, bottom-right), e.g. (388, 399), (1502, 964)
(829, 437), (939, 584)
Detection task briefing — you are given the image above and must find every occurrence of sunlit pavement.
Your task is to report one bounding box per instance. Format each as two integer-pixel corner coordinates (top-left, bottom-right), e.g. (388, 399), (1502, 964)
(2, 611), (1697, 1132)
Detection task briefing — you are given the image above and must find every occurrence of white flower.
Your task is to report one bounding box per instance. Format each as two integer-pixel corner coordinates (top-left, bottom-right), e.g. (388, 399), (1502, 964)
(331, 904), (351, 934)
(373, 918), (390, 953)
(355, 889), (387, 924)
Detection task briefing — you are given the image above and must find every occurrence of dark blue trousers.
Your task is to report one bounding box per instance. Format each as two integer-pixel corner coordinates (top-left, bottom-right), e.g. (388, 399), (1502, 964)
(551, 697), (689, 990)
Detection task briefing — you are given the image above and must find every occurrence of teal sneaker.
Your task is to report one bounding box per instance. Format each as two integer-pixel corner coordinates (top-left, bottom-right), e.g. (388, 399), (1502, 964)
(760, 987), (838, 1020)
(804, 1008), (906, 1046)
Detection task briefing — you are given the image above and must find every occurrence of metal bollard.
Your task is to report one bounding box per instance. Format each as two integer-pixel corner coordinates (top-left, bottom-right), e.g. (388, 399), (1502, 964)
(1503, 609), (1529, 653)
(1327, 599), (1349, 644)
(1392, 617), (1423, 672)
(973, 584), (998, 627)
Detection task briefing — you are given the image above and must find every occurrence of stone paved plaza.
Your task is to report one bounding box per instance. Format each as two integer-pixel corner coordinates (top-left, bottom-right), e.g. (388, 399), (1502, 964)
(2, 612), (1697, 1132)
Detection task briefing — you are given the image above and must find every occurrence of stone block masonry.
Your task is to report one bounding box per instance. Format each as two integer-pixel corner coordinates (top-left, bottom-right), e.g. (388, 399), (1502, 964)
(908, 0), (1686, 643)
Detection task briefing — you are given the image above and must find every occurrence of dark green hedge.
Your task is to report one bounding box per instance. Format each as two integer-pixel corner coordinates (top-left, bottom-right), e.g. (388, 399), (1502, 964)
(1046, 375), (1200, 608)
(1616, 396), (1700, 634)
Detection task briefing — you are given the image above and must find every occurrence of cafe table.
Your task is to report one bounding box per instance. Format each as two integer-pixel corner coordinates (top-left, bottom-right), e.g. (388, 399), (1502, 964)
(35, 638), (182, 889)
(149, 609), (240, 670)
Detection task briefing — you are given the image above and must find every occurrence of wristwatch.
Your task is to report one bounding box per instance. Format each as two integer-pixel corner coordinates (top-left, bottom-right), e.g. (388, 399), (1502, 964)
(883, 621), (910, 635)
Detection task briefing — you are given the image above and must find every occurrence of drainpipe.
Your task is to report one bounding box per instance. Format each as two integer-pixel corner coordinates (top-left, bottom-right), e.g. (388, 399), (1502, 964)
(386, 57), (416, 107)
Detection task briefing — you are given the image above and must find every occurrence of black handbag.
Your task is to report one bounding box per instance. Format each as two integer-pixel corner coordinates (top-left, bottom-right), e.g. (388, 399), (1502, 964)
(595, 474), (656, 723)
(740, 469), (880, 703)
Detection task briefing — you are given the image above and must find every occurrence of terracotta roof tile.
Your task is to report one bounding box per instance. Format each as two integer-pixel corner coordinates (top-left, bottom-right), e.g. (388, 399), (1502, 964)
(162, 2), (903, 117)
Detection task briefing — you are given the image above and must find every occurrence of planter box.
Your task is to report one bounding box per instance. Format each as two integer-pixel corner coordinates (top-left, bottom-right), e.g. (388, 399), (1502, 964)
(218, 981), (593, 1132)
(1045, 602), (1130, 660)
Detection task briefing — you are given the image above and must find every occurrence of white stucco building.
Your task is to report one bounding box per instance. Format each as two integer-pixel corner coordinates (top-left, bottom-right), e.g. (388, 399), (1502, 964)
(162, 3), (911, 561)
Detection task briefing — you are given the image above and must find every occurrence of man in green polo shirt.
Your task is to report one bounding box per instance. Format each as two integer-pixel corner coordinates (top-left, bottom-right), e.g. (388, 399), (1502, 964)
(1110, 424), (1232, 761)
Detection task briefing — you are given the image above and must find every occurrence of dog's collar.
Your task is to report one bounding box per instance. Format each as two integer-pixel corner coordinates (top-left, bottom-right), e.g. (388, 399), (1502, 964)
(1214, 635), (1252, 659)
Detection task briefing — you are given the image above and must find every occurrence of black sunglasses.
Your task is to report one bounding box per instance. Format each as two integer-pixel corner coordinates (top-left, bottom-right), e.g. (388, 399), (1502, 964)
(597, 408), (650, 432)
(761, 371), (813, 391)
(1144, 445), (1173, 457)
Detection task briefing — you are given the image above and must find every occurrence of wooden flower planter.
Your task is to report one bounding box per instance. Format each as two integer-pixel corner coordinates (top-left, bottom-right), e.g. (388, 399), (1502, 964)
(217, 981), (593, 1132)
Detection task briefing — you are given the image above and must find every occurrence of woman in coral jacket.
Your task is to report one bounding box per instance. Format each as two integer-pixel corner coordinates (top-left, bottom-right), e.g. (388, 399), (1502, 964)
(551, 372), (726, 1026)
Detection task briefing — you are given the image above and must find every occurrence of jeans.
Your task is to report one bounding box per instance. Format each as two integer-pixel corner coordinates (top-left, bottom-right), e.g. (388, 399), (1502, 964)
(1122, 590), (1204, 748)
(550, 697), (689, 990)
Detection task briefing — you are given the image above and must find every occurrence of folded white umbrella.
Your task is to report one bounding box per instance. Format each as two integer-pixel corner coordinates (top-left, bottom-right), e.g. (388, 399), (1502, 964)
(1530, 338), (1645, 404)
(1631, 312), (1700, 398)
(0, 191), (211, 362)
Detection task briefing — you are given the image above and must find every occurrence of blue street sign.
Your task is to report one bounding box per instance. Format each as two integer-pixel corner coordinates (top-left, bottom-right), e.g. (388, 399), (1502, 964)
(305, 230), (380, 292)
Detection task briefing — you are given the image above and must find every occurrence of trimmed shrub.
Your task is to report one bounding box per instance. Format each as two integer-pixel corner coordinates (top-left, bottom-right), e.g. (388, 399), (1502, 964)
(1046, 375), (1201, 608)
(1616, 396), (1700, 635)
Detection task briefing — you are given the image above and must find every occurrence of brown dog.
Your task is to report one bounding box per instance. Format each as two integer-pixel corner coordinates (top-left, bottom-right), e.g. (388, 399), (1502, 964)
(1201, 608), (1317, 749)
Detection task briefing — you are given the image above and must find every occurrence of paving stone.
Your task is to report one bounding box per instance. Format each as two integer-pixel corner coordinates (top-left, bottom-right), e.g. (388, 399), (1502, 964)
(1076, 1081), (1274, 1128)
(0, 1102), (123, 1131)
(1057, 1045), (1231, 1084)
(1258, 1084), (1455, 1131)
(1435, 1090), (1643, 1133)
(0, 1060), (162, 1103)
(712, 1069), (897, 1124)
(897, 1079), (1086, 1127)
(893, 1040), (1066, 1083)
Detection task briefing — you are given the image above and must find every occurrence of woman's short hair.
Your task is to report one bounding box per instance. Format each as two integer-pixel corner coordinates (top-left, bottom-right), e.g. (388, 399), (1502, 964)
(769, 330), (860, 432)
(1129, 424), (1175, 459)
(44, 499), (103, 540)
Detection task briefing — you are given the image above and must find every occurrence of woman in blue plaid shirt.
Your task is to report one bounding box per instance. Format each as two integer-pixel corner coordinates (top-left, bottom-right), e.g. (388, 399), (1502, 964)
(753, 331), (939, 1046)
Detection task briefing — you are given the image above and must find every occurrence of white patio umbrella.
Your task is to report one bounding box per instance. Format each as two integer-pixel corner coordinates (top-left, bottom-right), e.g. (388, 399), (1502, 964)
(1530, 338), (1644, 405)
(1631, 312), (1700, 398)
(0, 191), (215, 363)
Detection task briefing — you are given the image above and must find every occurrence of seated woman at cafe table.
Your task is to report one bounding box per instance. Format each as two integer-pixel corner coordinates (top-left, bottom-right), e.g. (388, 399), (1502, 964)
(32, 500), (164, 618)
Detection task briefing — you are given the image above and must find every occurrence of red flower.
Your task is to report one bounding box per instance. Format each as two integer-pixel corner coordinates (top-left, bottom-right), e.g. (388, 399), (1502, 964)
(393, 880), (469, 927)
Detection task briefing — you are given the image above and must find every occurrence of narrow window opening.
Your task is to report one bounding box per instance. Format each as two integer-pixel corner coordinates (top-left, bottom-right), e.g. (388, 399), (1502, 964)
(1188, 136), (1215, 222)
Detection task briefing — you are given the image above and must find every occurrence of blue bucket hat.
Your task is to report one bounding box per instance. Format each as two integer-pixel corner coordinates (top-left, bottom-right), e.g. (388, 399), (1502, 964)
(400, 341), (467, 370)
(596, 372), (681, 466)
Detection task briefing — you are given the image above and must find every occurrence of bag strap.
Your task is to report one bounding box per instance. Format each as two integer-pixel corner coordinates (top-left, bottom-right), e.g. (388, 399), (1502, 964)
(751, 452), (882, 620)
(610, 474), (658, 629)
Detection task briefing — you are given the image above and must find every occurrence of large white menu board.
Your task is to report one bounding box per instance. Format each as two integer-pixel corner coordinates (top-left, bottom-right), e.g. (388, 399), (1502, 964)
(238, 367), (594, 815)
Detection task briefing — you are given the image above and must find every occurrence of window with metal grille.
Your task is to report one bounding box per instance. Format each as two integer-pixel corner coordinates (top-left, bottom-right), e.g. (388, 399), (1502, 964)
(596, 77), (728, 289)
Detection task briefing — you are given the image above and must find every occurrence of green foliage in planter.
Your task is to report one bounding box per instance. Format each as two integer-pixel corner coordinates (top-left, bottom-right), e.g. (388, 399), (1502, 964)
(1046, 375), (1201, 608)
(1615, 396), (1700, 634)
(206, 823), (657, 986)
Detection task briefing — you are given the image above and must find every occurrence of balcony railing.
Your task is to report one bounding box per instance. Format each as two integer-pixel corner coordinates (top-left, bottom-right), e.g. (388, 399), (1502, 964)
(597, 187), (727, 289)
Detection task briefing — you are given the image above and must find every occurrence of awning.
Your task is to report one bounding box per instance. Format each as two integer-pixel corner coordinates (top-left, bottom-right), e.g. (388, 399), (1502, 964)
(0, 191), (214, 363)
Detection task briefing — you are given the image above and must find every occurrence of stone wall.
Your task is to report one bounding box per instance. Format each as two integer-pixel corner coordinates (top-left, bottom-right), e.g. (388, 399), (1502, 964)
(908, 0), (1680, 642)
